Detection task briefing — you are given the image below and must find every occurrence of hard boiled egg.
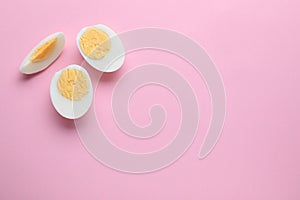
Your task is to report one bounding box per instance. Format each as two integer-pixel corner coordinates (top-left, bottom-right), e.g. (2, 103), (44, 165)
(20, 32), (65, 74)
(50, 64), (93, 119)
(76, 24), (125, 72)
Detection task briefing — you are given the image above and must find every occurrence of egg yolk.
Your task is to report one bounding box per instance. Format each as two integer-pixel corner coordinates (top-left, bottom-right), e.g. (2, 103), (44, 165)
(57, 69), (89, 101)
(79, 27), (111, 60)
(30, 37), (57, 63)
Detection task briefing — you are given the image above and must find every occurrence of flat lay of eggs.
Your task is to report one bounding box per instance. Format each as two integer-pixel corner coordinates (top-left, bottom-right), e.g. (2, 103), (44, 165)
(20, 24), (124, 119)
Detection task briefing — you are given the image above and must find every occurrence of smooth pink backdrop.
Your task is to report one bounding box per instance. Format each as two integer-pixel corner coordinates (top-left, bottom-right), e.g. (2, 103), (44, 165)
(1, 0), (300, 199)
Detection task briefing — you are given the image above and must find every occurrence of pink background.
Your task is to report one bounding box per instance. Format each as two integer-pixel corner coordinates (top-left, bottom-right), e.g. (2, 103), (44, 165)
(1, 0), (300, 199)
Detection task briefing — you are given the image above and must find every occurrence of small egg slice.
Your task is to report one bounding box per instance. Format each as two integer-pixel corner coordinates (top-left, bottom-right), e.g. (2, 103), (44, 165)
(20, 32), (65, 74)
(76, 24), (125, 72)
(50, 64), (93, 119)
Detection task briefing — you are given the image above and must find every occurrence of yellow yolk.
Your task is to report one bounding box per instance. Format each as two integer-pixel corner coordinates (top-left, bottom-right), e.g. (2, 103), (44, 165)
(57, 69), (89, 101)
(30, 37), (57, 63)
(79, 27), (111, 59)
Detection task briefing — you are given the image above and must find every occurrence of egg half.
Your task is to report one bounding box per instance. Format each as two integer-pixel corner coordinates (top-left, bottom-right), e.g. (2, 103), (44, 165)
(50, 64), (93, 119)
(20, 32), (65, 74)
(76, 24), (125, 72)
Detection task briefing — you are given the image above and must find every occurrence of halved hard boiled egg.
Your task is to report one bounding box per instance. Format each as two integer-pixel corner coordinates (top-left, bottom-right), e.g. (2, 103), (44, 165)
(20, 32), (65, 74)
(50, 64), (93, 119)
(76, 24), (125, 72)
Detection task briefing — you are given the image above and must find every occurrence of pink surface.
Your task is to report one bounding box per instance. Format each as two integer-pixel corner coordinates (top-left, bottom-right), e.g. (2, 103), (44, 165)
(1, 0), (300, 199)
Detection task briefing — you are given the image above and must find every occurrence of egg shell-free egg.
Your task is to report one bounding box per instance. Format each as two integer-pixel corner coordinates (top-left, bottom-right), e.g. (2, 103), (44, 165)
(20, 32), (65, 74)
(50, 64), (93, 119)
(76, 24), (125, 72)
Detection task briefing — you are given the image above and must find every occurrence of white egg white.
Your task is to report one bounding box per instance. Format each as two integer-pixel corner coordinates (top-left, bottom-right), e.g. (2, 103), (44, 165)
(76, 24), (125, 72)
(20, 32), (65, 74)
(50, 64), (93, 119)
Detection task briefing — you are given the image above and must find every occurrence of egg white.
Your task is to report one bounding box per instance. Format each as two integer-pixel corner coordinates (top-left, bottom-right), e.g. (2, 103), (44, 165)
(20, 32), (65, 74)
(76, 24), (125, 72)
(50, 64), (93, 119)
